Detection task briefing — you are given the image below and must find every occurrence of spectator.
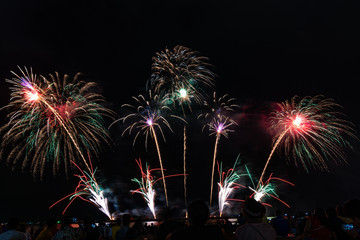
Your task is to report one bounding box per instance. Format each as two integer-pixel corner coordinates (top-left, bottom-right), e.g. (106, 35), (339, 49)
(234, 198), (277, 240)
(295, 212), (306, 238)
(0, 217), (27, 240)
(111, 218), (122, 240)
(51, 216), (82, 240)
(115, 214), (130, 240)
(170, 199), (225, 240)
(326, 207), (352, 240)
(32, 222), (46, 240)
(155, 208), (184, 240)
(303, 208), (331, 240)
(36, 218), (57, 240)
(343, 198), (360, 240)
(123, 218), (143, 240)
(98, 221), (107, 240)
(271, 210), (290, 238)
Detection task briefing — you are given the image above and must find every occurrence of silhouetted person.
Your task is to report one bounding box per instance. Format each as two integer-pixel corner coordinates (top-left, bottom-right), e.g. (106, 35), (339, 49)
(271, 209), (290, 237)
(326, 207), (352, 240)
(234, 198), (277, 240)
(0, 217), (27, 240)
(343, 198), (360, 240)
(111, 218), (122, 240)
(115, 214), (131, 240)
(156, 208), (184, 240)
(170, 199), (225, 240)
(36, 218), (57, 240)
(303, 208), (331, 240)
(51, 216), (82, 240)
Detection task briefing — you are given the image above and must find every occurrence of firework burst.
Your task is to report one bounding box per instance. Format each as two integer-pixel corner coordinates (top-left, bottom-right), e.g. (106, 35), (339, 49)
(0, 67), (114, 178)
(50, 161), (112, 219)
(112, 91), (184, 206)
(149, 45), (215, 107)
(198, 92), (239, 206)
(258, 95), (356, 187)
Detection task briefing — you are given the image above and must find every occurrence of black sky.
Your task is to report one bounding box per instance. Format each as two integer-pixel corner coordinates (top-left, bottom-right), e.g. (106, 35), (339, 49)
(1, 0), (360, 221)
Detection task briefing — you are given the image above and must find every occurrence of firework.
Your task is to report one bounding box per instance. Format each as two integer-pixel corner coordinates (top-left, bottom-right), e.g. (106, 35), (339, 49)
(247, 170), (295, 208)
(131, 159), (185, 219)
(112, 91), (184, 206)
(149, 46), (216, 209)
(130, 159), (158, 219)
(0, 67), (114, 178)
(257, 95), (356, 188)
(198, 92), (239, 206)
(217, 156), (246, 217)
(149, 45), (215, 107)
(50, 161), (112, 219)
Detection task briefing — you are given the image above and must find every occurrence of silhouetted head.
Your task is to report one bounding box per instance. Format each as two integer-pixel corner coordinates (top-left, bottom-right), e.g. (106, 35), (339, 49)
(7, 218), (21, 230)
(188, 199), (209, 225)
(243, 198), (266, 221)
(122, 214), (131, 226)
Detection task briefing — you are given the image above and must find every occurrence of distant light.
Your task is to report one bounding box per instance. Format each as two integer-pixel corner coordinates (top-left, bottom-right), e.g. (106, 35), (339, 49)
(25, 90), (39, 102)
(217, 123), (224, 133)
(147, 118), (153, 126)
(253, 191), (265, 202)
(292, 115), (303, 128)
(179, 88), (187, 99)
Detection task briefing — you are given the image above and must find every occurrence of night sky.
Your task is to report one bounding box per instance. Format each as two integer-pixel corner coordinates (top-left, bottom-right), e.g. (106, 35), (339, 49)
(1, 0), (360, 221)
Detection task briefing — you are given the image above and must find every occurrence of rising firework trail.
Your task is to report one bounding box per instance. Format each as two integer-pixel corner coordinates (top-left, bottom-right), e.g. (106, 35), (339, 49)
(50, 160), (112, 219)
(198, 92), (239, 206)
(0, 67), (114, 178)
(217, 156), (246, 217)
(112, 91), (184, 206)
(257, 95), (356, 189)
(149, 46), (216, 209)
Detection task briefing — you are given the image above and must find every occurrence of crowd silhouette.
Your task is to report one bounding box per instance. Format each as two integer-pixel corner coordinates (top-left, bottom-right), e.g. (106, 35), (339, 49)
(1, 198), (359, 240)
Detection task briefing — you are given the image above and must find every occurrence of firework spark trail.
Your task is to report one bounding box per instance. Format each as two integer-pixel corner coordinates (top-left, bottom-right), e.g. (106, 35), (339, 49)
(1, 67), (114, 178)
(150, 125), (168, 206)
(131, 159), (186, 219)
(245, 165), (295, 208)
(131, 159), (157, 219)
(217, 157), (246, 217)
(149, 46), (216, 210)
(149, 45), (215, 105)
(50, 161), (112, 219)
(258, 95), (356, 188)
(199, 93), (239, 206)
(113, 91), (184, 206)
(257, 129), (289, 190)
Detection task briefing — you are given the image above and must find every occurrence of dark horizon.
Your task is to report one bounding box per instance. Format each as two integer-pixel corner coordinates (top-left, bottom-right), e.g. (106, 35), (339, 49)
(1, 0), (360, 221)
